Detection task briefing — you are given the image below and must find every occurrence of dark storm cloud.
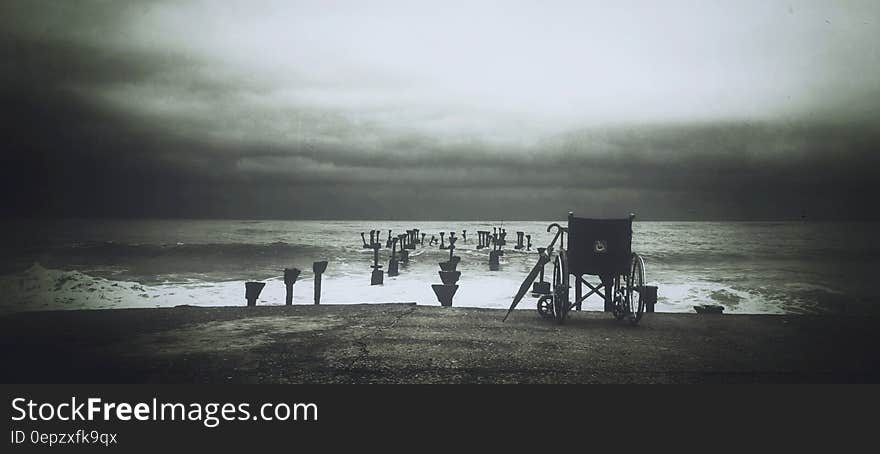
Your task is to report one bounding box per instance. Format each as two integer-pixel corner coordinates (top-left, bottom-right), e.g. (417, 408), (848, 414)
(2, 1), (879, 220)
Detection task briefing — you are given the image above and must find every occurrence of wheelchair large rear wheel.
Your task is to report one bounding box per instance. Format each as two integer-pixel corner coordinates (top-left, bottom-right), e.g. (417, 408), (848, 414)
(552, 250), (569, 324)
(626, 253), (646, 325)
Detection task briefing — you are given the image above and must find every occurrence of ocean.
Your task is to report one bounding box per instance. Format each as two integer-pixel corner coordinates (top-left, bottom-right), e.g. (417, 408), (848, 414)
(1, 219), (877, 315)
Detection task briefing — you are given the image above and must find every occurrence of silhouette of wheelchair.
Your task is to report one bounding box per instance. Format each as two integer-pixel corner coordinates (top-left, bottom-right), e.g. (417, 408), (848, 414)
(507, 212), (646, 325)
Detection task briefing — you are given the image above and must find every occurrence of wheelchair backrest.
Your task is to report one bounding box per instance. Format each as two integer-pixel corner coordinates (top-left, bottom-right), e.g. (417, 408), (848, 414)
(566, 213), (633, 277)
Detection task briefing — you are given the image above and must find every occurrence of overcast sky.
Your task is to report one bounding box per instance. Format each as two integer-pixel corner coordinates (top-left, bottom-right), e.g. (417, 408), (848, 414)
(2, 0), (879, 220)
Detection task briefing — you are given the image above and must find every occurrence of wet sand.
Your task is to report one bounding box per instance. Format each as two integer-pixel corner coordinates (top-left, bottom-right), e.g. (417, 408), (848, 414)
(1, 304), (878, 383)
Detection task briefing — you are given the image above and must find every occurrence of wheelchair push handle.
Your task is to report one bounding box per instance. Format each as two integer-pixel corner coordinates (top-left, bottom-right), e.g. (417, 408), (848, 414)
(546, 222), (567, 250)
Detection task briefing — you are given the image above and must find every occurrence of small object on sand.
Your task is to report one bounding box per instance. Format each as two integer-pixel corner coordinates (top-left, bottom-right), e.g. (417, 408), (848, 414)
(245, 281), (266, 307)
(694, 304), (724, 314)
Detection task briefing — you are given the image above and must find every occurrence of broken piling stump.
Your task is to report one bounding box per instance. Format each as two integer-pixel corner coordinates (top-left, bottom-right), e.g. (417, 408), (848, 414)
(245, 281), (266, 307)
(397, 234), (409, 263)
(477, 230), (489, 249)
(489, 250), (501, 271)
(431, 284), (458, 307)
(370, 243), (383, 285)
(439, 254), (460, 271)
(644, 285), (658, 313)
(432, 242), (461, 307)
(407, 230), (417, 249)
(387, 237), (400, 277)
(439, 271), (461, 285)
(514, 231), (525, 250)
(313, 261), (328, 305)
(283, 268), (301, 306)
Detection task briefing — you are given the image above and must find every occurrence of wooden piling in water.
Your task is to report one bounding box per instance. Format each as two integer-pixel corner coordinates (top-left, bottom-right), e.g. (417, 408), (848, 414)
(313, 261), (328, 305)
(397, 234), (409, 263)
(489, 250), (500, 271)
(388, 237), (399, 277)
(515, 231), (524, 250)
(644, 285), (658, 313)
(370, 243), (383, 285)
(283, 268), (301, 305)
(477, 230), (489, 249)
(407, 230), (417, 249)
(448, 233), (457, 262)
(431, 284), (458, 307)
(245, 281), (266, 307)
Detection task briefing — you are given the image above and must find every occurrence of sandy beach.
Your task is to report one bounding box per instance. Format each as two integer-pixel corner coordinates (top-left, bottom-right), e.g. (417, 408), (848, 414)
(2, 304), (878, 383)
